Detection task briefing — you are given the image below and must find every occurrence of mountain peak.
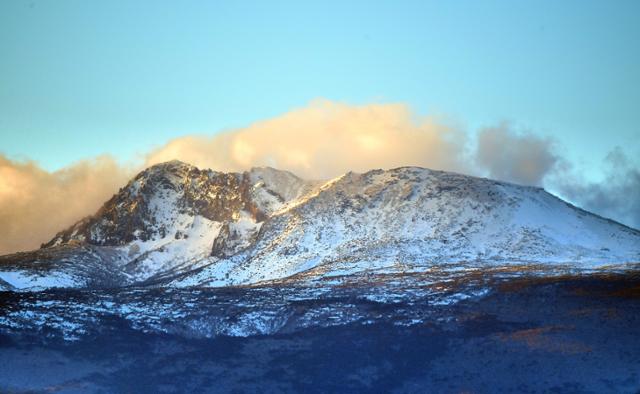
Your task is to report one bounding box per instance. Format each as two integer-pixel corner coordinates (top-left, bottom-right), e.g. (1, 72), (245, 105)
(147, 159), (193, 169)
(42, 162), (314, 250)
(140, 160), (198, 177)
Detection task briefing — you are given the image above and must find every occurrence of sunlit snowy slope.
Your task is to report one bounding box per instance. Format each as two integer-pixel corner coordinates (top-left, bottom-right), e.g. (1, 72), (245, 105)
(1, 160), (638, 291)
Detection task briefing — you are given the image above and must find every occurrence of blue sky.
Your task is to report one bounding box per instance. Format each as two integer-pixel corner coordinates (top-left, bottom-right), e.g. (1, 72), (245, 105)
(1, 0), (639, 180)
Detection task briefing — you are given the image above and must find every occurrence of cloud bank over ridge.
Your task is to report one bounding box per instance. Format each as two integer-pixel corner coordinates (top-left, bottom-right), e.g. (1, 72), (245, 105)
(0, 100), (637, 254)
(145, 100), (470, 180)
(476, 124), (559, 186)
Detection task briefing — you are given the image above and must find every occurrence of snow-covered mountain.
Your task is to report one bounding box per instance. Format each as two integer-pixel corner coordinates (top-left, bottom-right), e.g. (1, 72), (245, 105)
(1, 160), (638, 291)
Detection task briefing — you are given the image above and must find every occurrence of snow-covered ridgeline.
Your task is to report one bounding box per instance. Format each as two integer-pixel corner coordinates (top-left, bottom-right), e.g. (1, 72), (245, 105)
(0, 161), (639, 291)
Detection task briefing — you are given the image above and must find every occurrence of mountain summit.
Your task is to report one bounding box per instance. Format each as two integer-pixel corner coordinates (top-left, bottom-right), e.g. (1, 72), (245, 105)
(1, 161), (638, 291)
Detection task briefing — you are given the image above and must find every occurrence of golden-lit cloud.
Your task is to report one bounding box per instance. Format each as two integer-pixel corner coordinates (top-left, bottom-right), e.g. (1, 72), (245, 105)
(0, 155), (132, 255)
(145, 100), (469, 179)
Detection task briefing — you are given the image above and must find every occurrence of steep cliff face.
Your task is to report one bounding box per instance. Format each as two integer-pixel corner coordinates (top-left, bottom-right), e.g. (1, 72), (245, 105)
(43, 161), (302, 248)
(1, 161), (639, 291)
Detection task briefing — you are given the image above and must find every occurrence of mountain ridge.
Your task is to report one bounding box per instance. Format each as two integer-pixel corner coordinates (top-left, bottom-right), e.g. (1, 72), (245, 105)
(1, 160), (639, 291)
